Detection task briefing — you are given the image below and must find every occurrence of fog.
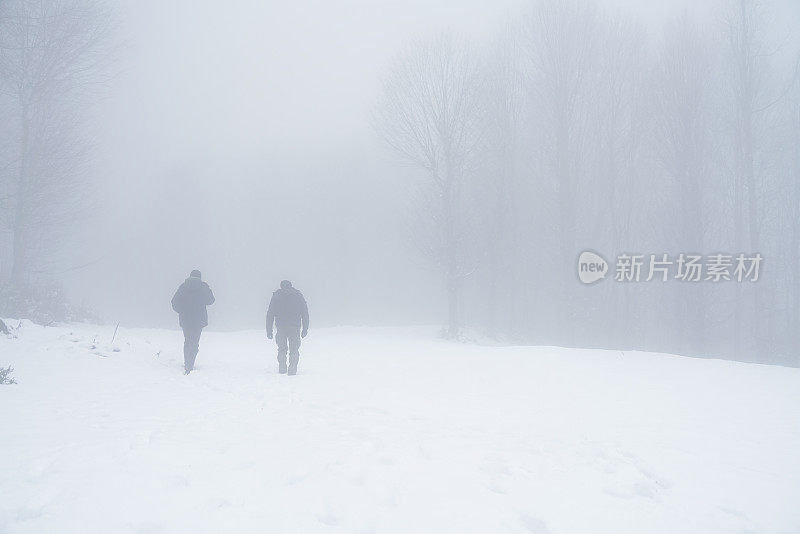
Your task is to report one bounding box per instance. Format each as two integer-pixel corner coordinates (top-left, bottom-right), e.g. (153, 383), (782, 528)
(3, 2), (800, 529)
(2, 0), (800, 363)
(64, 0), (533, 329)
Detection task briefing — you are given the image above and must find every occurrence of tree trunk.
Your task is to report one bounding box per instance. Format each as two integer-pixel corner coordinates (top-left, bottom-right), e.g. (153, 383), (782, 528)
(556, 109), (575, 347)
(10, 104), (30, 284)
(443, 160), (460, 339)
(447, 265), (459, 339)
(732, 0), (760, 360)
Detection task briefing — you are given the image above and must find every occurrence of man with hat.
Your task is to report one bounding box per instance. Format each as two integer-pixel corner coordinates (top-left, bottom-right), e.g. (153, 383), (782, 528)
(171, 269), (215, 374)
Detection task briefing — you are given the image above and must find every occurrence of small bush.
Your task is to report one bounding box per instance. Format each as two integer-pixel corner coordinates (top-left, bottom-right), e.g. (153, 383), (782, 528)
(0, 282), (97, 325)
(0, 366), (17, 385)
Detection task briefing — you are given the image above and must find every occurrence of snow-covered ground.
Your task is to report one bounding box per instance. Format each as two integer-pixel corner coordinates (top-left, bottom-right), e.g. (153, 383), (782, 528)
(1, 320), (799, 534)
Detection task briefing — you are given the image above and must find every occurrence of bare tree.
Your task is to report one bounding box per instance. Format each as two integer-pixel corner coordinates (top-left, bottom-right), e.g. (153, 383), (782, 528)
(588, 13), (648, 349)
(375, 34), (485, 338)
(789, 65), (800, 361)
(474, 25), (525, 339)
(0, 0), (112, 284)
(722, 0), (779, 359)
(648, 17), (720, 354)
(365, 0), (798, 363)
(523, 0), (601, 345)
(725, 0), (767, 254)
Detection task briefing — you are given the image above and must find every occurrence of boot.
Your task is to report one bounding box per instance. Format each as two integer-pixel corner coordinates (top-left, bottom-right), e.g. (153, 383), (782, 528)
(288, 363), (297, 376)
(278, 361), (287, 374)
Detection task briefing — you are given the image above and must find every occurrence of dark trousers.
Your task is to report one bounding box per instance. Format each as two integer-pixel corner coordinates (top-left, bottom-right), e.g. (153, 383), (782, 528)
(275, 326), (301, 366)
(182, 326), (203, 370)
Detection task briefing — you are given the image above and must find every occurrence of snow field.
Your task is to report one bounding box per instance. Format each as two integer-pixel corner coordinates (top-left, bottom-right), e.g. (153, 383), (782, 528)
(1, 321), (799, 533)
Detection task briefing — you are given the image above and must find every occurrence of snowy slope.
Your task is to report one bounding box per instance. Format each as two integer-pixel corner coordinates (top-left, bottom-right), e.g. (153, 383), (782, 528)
(1, 321), (798, 534)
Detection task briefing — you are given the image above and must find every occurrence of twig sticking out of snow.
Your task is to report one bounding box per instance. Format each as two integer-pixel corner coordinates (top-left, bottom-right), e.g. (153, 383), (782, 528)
(111, 322), (120, 345)
(0, 366), (17, 385)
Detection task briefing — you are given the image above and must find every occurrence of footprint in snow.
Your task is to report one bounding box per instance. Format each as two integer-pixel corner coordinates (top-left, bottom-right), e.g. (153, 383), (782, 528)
(316, 512), (340, 526)
(486, 481), (508, 494)
(520, 514), (549, 534)
(163, 473), (189, 488)
(719, 506), (750, 520)
(633, 480), (655, 498)
(284, 470), (308, 486)
(603, 479), (656, 500)
(18, 483), (62, 521)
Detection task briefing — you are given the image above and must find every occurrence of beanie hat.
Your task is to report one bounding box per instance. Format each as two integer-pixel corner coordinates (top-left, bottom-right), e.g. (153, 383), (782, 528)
(280, 280), (292, 289)
(190, 270), (202, 279)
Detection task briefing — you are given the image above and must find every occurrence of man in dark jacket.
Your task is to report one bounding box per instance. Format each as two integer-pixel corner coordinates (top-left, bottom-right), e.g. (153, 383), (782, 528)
(266, 280), (309, 375)
(171, 270), (215, 374)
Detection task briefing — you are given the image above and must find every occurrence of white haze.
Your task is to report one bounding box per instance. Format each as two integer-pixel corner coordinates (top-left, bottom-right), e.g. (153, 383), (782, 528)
(2, 2), (800, 530)
(7, 0), (800, 351)
(68, 0), (539, 328)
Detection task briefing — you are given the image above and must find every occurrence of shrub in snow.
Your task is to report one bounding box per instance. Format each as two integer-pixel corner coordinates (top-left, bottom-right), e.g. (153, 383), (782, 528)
(0, 366), (17, 385)
(0, 282), (97, 325)
(0, 319), (21, 339)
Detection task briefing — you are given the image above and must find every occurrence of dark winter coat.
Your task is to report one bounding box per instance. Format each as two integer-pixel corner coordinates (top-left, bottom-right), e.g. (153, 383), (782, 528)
(171, 277), (215, 329)
(266, 287), (309, 331)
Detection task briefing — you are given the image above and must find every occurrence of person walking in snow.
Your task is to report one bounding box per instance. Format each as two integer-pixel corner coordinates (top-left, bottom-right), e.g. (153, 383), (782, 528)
(266, 280), (309, 375)
(171, 270), (215, 374)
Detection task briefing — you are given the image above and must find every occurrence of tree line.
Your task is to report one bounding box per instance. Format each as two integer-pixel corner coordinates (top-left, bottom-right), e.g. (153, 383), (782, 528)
(376, 0), (800, 365)
(0, 0), (111, 286)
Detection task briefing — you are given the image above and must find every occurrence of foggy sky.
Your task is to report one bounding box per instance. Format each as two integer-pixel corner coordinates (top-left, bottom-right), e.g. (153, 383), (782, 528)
(64, 0), (800, 329)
